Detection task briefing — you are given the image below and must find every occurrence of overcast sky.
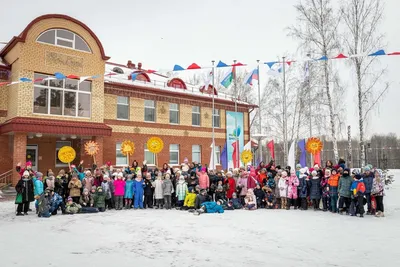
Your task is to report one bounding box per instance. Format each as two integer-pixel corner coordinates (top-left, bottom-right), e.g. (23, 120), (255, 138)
(1, 0), (399, 138)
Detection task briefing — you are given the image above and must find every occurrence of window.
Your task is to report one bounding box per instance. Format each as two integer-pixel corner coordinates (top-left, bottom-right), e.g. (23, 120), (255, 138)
(144, 144), (155, 165)
(169, 144), (179, 165)
(213, 109), (220, 128)
(144, 100), (155, 122)
(33, 73), (91, 118)
(37, 29), (91, 52)
(112, 67), (124, 74)
(215, 146), (221, 165)
(192, 145), (201, 163)
(116, 143), (128, 166)
(169, 103), (179, 124)
(56, 141), (71, 167)
(192, 106), (200, 126)
(117, 96), (129, 120)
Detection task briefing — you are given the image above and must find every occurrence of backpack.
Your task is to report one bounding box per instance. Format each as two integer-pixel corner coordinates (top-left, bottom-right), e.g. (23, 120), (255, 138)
(357, 182), (366, 194)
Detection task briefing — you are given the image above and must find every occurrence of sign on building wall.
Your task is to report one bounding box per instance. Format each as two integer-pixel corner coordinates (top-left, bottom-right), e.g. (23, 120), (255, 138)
(226, 111), (244, 169)
(45, 51), (84, 72)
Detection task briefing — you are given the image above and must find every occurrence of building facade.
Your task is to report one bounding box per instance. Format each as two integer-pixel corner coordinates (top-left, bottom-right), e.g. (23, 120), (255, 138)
(0, 14), (254, 185)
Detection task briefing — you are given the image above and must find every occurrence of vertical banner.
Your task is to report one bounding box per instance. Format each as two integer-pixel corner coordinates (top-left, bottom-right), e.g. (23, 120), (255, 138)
(226, 111), (244, 169)
(298, 139), (307, 167)
(267, 140), (275, 160)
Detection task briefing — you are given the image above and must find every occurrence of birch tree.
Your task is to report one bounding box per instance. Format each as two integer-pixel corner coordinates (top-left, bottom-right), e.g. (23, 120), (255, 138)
(340, 0), (388, 167)
(288, 0), (342, 163)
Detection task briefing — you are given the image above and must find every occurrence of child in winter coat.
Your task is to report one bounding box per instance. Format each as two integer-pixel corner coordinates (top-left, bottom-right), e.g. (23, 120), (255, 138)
(143, 173), (154, 209)
(308, 170), (322, 211)
(175, 175), (188, 208)
(372, 170), (385, 217)
(274, 172), (281, 208)
(113, 173), (126, 210)
(230, 192), (243, 209)
(182, 187), (196, 210)
(226, 171), (236, 200)
(162, 174), (174, 210)
(244, 189), (257, 210)
(93, 187), (106, 212)
(133, 172), (145, 209)
(258, 168), (267, 186)
(321, 170), (330, 212)
(215, 181), (227, 201)
(328, 169), (340, 213)
(298, 168), (308, 210)
(82, 171), (94, 192)
(253, 184), (265, 208)
(287, 170), (300, 210)
(193, 200), (224, 215)
(33, 172), (44, 214)
(196, 167), (210, 190)
(65, 197), (82, 214)
(338, 168), (353, 214)
(267, 173), (276, 190)
(80, 188), (94, 207)
(278, 171), (288, 209)
(154, 173), (164, 209)
(124, 175), (134, 209)
(101, 175), (112, 210)
(350, 174), (366, 217)
(264, 187), (275, 209)
(68, 174), (82, 204)
(237, 173), (248, 204)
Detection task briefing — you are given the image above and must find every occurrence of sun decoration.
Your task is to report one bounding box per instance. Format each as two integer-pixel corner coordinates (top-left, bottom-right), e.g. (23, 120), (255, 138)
(306, 137), (323, 155)
(84, 141), (99, 156)
(241, 150), (253, 164)
(121, 140), (135, 156)
(147, 137), (164, 154)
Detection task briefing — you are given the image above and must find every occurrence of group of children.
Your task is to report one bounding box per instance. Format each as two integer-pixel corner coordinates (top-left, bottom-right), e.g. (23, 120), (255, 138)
(13, 158), (386, 218)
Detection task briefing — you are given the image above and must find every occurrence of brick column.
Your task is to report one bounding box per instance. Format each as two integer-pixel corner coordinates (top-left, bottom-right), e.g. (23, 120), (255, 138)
(12, 133), (27, 185)
(94, 136), (104, 167)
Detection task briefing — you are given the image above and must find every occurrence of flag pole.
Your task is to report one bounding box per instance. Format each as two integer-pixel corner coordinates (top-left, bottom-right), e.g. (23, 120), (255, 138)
(307, 53), (313, 166)
(233, 59), (239, 168)
(257, 59), (262, 164)
(211, 60), (215, 170)
(282, 56), (288, 165)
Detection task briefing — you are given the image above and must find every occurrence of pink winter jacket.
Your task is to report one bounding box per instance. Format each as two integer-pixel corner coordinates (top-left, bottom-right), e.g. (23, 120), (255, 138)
(287, 174), (300, 199)
(196, 170), (210, 189)
(113, 179), (126, 196)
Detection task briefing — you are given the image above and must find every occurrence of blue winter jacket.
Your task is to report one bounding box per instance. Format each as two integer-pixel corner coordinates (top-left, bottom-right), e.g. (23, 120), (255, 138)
(298, 177), (308, 198)
(362, 172), (374, 193)
(49, 193), (63, 212)
(202, 201), (224, 213)
(124, 180), (134, 199)
(33, 178), (44, 196)
(73, 167), (85, 181)
(132, 179), (145, 196)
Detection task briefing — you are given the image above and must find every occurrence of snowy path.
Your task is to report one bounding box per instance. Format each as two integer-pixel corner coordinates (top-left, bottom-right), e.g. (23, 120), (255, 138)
(0, 175), (399, 267)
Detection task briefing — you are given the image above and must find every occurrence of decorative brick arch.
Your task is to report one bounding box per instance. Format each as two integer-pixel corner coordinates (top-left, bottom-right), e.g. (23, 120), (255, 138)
(167, 78), (187, 89)
(0, 14), (110, 60)
(128, 71), (151, 82)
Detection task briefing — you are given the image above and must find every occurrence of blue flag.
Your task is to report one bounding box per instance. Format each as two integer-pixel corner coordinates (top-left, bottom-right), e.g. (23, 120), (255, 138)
(220, 143), (228, 170)
(298, 139), (306, 168)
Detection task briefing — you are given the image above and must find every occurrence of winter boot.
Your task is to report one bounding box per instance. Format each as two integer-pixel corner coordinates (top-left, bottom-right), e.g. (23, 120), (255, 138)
(16, 212), (24, 216)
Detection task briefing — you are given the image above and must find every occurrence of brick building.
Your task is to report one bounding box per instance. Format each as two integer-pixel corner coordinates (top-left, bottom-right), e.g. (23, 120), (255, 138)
(0, 14), (255, 185)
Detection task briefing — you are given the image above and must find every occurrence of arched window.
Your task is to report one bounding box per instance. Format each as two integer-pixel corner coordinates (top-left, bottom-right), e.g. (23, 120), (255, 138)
(112, 67), (124, 74)
(167, 78), (187, 89)
(37, 29), (91, 52)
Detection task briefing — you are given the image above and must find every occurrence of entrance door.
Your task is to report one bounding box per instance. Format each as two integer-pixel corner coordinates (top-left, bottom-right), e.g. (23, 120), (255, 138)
(26, 145), (38, 171)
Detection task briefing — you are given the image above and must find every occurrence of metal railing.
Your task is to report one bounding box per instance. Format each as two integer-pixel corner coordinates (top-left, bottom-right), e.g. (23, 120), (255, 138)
(0, 170), (13, 189)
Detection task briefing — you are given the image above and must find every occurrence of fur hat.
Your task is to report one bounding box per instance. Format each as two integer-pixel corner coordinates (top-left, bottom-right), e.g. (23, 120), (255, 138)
(23, 170), (29, 177)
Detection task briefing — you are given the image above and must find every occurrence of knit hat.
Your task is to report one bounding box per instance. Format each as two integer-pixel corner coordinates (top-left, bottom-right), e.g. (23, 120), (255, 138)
(85, 170), (91, 175)
(364, 166), (371, 172)
(281, 171), (288, 177)
(67, 196), (73, 202)
(339, 163), (346, 170)
(217, 185), (223, 191)
(117, 172), (123, 178)
(36, 172), (43, 178)
(355, 174), (362, 180)
(83, 188), (89, 194)
(296, 164), (302, 169)
(300, 168), (306, 174)
(201, 167), (206, 172)
(48, 171), (54, 177)
(23, 170), (29, 177)
(232, 192), (237, 198)
(226, 171), (233, 177)
(311, 170), (317, 176)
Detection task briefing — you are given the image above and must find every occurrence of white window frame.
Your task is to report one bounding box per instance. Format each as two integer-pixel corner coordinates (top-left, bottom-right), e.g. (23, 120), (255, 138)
(117, 96), (129, 120)
(36, 29), (92, 53)
(215, 146), (221, 165)
(116, 142), (128, 166)
(169, 103), (179, 124)
(192, 145), (201, 163)
(213, 108), (220, 128)
(192, 106), (201, 127)
(144, 100), (156, 122)
(56, 141), (71, 167)
(169, 144), (180, 165)
(144, 144), (156, 165)
(33, 73), (91, 118)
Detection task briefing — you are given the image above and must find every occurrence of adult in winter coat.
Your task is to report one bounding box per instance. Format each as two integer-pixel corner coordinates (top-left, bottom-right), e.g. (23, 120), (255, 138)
(274, 172), (282, 208)
(162, 174), (174, 209)
(338, 168), (352, 214)
(143, 173), (154, 209)
(372, 170), (385, 217)
(247, 167), (258, 189)
(278, 171), (288, 209)
(68, 174), (82, 203)
(15, 171), (35, 216)
(226, 172), (236, 199)
(133, 173), (145, 209)
(298, 168), (308, 210)
(196, 168), (210, 190)
(308, 171), (321, 210)
(362, 166), (374, 214)
(175, 175), (188, 207)
(154, 173), (164, 208)
(113, 173), (126, 210)
(287, 170), (300, 210)
(124, 175), (134, 208)
(82, 171), (94, 192)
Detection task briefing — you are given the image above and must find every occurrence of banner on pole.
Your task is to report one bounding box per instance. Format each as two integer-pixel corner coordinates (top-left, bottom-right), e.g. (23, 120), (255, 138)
(226, 111), (244, 169)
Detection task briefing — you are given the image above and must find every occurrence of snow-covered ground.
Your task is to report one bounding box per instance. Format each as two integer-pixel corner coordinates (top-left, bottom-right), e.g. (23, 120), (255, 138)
(0, 171), (399, 267)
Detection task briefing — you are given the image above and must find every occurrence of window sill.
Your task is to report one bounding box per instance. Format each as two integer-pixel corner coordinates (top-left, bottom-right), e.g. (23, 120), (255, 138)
(144, 120), (156, 123)
(170, 123), (180, 125)
(32, 112), (91, 119)
(117, 118), (129, 121)
(192, 125), (201, 127)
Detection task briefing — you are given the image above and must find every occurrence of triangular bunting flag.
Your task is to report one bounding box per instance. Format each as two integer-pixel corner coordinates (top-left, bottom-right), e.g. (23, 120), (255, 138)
(67, 74), (80, 79)
(368, 50), (386, 56)
(146, 70), (157, 73)
(187, 63), (201, 69)
(54, 72), (66, 79)
(333, 53), (348, 59)
(265, 62), (277, 68)
(388, 52), (400, 56)
(173, 65), (185, 71)
(19, 77), (32, 82)
(33, 78), (44, 83)
(286, 60), (295, 66)
(0, 82), (10, 86)
(232, 62), (245, 66)
(216, 61), (228, 68)
(317, 55), (328, 60)
(131, 73), (139, 81)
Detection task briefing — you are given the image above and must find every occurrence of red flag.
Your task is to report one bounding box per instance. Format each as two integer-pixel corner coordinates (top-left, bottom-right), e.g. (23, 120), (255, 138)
(267, 140), (275, 160)
(232, 141), (239, 168)
(314, 151), (321, 166)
